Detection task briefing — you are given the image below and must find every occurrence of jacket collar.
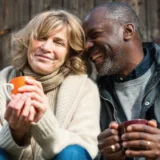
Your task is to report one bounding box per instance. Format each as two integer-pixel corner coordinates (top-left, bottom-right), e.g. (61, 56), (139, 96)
(143, 42), (160, 92)
(98, 42), (160, 96)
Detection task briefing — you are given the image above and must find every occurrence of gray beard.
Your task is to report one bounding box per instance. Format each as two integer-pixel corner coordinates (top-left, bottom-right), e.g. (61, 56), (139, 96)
(98, 58), (114, 76)
(98, 47), (125, 76)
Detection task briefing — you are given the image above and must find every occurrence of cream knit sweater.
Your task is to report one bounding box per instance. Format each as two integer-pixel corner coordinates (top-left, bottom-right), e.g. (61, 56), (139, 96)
(0, 66), (100, 160)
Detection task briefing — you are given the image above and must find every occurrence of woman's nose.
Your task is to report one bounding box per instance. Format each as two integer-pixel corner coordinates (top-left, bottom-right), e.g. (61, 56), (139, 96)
(41, 39), (53, 52)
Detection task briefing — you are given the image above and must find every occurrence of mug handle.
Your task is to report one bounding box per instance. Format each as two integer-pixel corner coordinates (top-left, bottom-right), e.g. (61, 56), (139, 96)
(3, 83), (14, 101)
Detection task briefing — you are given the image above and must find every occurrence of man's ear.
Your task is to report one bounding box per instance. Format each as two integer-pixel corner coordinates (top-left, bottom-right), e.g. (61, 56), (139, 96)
(123, 23), (135, 41)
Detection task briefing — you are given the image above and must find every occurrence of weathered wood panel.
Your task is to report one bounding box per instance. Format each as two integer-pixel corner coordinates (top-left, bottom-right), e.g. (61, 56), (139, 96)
(146, 0), (159, 41)
(134, 0), (147, 41)
(94, 0), (110, 6)
(14, 0), (30, 28)
(30, 0), (45, 18)
(0, 0), (14, 69)
(63, 0), (79, 17)
(46, 0), (63, 10)
(0, 0), (160, 69)
(0, 0), (3, 69)
(78, 0), (94, 20)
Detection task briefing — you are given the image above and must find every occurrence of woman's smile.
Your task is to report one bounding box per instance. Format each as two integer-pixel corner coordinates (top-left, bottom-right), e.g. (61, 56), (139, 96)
(35, 53), (55, 61)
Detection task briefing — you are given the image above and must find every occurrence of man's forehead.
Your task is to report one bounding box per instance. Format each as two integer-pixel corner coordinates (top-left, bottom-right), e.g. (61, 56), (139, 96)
(84, 7), (106, 27)
(86, 7), (106, 18)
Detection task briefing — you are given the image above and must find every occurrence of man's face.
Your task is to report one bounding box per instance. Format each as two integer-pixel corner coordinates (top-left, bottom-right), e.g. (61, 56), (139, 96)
(83, 8), (127, 76)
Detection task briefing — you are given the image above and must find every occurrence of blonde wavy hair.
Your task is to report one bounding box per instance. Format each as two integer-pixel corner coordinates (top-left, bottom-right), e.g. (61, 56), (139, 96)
(11, 9), (86, 75)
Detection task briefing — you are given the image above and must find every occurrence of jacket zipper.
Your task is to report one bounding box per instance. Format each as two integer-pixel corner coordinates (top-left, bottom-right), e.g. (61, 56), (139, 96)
(100, 94), (119, 123)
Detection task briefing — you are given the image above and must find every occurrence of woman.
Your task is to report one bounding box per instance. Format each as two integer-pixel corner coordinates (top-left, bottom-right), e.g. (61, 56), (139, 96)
(0, 10), (100, 160)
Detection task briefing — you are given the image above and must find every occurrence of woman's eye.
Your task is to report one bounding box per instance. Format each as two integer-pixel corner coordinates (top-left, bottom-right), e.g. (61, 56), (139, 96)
(38, 37), (47, 41)
(54, 41), (64, 46)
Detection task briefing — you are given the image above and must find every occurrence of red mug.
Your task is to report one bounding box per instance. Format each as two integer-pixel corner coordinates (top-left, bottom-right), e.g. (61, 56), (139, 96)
(3, 76), (35, 100)
(118, 119), (148, 151)
(118, 119), (148, 135)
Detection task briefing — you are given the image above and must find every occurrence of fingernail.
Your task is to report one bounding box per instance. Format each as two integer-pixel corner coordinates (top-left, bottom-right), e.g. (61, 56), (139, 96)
(122, 142), (127, 147)
(121, 135), (126, 140)
(25, 76), (29, 81)
(127, 126), (132, 131)
(18, 87), (22, 91)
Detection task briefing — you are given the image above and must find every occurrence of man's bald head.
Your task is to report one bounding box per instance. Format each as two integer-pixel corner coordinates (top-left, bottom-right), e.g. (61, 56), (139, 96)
(85, 2), (140, 34)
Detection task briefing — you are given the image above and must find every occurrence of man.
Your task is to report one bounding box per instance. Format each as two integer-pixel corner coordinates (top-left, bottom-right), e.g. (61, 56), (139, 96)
(83, 2), (160, 160)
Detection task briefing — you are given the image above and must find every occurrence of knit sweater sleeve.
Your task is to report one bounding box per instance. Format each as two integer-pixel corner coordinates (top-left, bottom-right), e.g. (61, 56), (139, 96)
(0, 66), (28, 160)
(31, 75), (101, 159)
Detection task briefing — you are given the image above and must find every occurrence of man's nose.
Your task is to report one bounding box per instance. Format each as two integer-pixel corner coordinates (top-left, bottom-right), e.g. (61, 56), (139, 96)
(85, 40), (94, 49)
(41, 39), (53, 52)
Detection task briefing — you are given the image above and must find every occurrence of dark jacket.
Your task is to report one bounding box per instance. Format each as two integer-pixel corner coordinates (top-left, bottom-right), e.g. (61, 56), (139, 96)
(97, 42), (160, 160)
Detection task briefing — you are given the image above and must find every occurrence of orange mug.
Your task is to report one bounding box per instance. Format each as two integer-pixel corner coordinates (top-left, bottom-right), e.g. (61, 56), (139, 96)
(3, 76), (35, 100)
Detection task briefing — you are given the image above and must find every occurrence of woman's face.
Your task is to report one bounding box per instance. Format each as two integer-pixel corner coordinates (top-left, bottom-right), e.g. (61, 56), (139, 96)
(28, 27), (69, 75)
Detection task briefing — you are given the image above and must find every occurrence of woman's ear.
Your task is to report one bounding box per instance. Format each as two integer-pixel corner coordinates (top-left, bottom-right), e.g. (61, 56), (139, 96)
(123, 23), (135, 41)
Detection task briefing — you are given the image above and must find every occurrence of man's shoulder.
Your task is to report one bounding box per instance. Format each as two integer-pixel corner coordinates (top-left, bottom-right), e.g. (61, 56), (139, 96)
(97, 75), (111, 87)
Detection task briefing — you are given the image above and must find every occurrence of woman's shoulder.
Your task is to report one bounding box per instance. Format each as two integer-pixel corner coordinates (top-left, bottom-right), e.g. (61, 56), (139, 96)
(61, 74), (98, 93)
(0, 66), (16, 82)
(65, 74), (87, 79)
(64, 74), (97, 86)
(1, 66), (14, 73)
(57, 74), (99, 106)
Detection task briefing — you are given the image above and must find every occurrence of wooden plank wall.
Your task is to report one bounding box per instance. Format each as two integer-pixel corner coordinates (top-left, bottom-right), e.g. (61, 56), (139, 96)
(0, 0), (160, 69)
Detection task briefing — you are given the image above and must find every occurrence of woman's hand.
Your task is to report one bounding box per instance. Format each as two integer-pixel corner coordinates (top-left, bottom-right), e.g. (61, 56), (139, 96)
(98, 121), (125, 160)
(18, 77), (49, 122)
(121, 120), (160, 160)
(4, 77), (49, 144)
(5, 93), (36, 143)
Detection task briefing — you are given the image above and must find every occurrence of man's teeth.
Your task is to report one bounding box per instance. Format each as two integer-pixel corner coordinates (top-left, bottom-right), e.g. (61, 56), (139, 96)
(92, 54), (102, 61)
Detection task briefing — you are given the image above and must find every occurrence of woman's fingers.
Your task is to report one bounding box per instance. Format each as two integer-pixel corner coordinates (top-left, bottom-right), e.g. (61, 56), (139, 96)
(25, 77), (43, 90)
(14, 79), (48, 123)
(23, 92), (44, 103)
(18, 78), (43, 96)
(5, 93), (22, 120)
(28, 106), (36, 122)
(30, 97), (48, 122)
(18, 85), (43, 96)
(6, 94), (28, 130)
(20, 97), (32, 121)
